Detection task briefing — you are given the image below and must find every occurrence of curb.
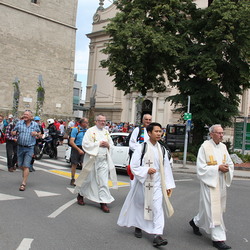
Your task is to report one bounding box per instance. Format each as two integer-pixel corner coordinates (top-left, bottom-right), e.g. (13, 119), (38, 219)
(173, 160), (250, 171)
(172, 168), (250, 179)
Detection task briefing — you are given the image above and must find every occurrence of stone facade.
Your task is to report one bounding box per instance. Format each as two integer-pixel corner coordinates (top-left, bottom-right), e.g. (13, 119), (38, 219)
(85, 1), (250, 129)
(0, 0), (78, 119)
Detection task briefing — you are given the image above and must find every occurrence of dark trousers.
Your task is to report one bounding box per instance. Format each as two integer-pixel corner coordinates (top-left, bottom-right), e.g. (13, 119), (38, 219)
(6, 140), (17, 169)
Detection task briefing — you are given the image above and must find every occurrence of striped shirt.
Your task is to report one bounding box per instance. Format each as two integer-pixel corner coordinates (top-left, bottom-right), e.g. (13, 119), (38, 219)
(13, 120), (40, 147)
(5, 122), (18, 141)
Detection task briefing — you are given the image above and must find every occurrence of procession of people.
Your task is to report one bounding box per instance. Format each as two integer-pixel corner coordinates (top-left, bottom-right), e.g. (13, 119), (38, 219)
(0, 111), (234, 249)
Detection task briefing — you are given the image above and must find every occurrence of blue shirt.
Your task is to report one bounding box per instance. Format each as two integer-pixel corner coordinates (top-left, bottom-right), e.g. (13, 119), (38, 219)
(71, 126), (87, 146)
(13, 120), (40, 146)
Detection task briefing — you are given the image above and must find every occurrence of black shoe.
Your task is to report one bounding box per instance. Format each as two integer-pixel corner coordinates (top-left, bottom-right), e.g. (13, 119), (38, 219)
(189, 219), (202, 236)
(153, 235), (168, 247)
(70, 178), (76, 186)
(213, 241), (231, 249)
(134, 227), (142, 238)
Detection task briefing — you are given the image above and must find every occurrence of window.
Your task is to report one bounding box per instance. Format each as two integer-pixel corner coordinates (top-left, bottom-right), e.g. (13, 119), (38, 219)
(31, 0), (38, 4)
(73, 88), (80, 97)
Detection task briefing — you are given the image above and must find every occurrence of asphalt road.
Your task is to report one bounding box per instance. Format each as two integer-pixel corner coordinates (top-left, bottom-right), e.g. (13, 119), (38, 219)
(0, 144), (249, 250)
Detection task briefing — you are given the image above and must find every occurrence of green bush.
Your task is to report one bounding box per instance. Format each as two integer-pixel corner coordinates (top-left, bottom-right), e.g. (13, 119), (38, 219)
(234, 151), (250, 163)
(172, 151), (196, 162)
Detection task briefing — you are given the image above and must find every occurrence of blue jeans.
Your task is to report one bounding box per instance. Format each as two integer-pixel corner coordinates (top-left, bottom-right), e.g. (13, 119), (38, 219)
(17, 146), (34, 168)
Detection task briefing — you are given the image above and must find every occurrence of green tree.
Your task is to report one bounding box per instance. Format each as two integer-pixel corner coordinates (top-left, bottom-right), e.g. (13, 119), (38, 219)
(101, 0), (196, 95)
(167, 0), (250, 144)
(101, 0), (250, 145)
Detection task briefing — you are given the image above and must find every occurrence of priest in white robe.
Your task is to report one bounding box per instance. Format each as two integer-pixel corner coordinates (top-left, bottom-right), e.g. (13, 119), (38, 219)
(189, 124), (234, 250)
(74, 114), (117, 213)
(118, 122), (175, 247)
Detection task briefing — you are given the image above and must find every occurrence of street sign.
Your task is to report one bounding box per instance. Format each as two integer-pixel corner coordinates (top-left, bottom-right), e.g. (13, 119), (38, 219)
(184, 113), (192, 120)
(186, 119), (192, 132)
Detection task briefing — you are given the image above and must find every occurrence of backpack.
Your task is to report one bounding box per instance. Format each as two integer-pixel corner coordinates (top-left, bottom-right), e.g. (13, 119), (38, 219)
(67, 126), (85, 146)
(124, 125), (143, 146)
(140, 141), (172, 166)
(127, 141), (172, 180)
(124, 126), (143, 162)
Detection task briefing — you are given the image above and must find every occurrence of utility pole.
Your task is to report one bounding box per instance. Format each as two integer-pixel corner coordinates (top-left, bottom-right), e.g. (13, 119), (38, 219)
(89, 84), (97, 126)
(183, 96), (191, 168)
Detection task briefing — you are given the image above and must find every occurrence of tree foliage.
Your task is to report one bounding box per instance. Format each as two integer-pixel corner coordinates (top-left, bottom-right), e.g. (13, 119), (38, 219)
(101, 0), (250, 144)
(101, 0), (197, 95)
(167, 0), (250, 143)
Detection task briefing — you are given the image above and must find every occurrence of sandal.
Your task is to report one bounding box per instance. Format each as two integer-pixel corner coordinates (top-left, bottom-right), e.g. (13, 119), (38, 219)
(19, 184), (26, 191)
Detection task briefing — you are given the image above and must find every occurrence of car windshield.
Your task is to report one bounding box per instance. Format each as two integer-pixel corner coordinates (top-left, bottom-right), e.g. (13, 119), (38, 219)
(111, 135), (127, 146)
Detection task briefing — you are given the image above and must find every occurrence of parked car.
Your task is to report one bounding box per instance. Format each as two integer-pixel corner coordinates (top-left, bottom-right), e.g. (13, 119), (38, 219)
(165, 124), (192, 152)
(110, 132), (130, 170)
(64, 132), (130, 170)
(65, 132), (173, 170)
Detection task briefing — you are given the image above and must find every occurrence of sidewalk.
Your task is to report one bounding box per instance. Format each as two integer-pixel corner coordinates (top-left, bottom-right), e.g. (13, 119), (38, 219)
(173, 162), (250, 179)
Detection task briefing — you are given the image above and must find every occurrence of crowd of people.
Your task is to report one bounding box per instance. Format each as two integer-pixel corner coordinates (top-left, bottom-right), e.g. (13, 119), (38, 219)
(0, 111), (234, 249)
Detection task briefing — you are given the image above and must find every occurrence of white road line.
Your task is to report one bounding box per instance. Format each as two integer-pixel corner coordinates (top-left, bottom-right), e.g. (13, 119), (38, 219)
(175, 179), (193, 182)
(48, 198), (76, 218)
(34, 161), (68, 170)
(16, 238), (34, 250)
(42, 158), (69, 166)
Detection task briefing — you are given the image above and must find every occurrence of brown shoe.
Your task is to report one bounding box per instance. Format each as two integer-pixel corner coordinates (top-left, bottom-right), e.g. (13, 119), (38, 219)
(70, 178), (76, 186)
(8, 168), (14, 172)
(100, 203), (110, 213)
(77, 194), (85, 205)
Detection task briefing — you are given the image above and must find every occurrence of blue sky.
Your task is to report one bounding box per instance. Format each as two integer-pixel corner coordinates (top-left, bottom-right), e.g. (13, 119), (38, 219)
(74, 0), (113, 99)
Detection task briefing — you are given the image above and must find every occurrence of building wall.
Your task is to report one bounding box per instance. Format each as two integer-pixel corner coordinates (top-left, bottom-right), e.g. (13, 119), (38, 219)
(0, 0), (78, 118)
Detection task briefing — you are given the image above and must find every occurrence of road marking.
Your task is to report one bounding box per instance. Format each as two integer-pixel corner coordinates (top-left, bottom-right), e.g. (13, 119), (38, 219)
(40, 158), (70, 166)
(34, 190), (61, 198)
(49, 170), (130, 187)
(34, 160), (68, 170)
(0, 193), (24, 201)
(16, 238), (33, 250)
(67, 187), (75, 193)
(48, 198), (76, 218)
(175, 178), (193, 182)
(243, 238), (248, 242)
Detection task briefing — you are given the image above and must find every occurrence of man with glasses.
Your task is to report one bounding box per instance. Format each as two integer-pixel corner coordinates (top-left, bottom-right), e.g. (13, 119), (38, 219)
(189, 124), (234, 249)
(75, 114), (117, 213)
(12, 110), (41, 191)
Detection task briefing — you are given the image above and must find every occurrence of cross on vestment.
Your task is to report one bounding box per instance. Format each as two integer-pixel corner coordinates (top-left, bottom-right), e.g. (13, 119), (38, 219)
(146, 159), (153, 168)
(145, 206), (152, 213)
(146, 183), (153, 190)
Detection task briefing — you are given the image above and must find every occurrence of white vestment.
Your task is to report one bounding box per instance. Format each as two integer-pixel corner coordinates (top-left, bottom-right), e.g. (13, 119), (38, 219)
(117, 141), (175, 235)
(194, 139), (234, 241)
(129, 126), (149, 152)
(74, 126), (117, 203)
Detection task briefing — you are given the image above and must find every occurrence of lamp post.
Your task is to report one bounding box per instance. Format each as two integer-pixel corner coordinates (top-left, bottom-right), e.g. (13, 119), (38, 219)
(36, 75), (45, 116)
(12, 77), (20, 118)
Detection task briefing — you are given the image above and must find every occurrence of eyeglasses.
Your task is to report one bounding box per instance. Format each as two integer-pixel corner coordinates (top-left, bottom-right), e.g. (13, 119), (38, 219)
(97, 120), (106, 122)
(213, 132), (224, 135)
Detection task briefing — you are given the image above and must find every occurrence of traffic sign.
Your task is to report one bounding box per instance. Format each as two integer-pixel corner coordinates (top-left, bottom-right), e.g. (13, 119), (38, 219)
(184, 113), (192, 120)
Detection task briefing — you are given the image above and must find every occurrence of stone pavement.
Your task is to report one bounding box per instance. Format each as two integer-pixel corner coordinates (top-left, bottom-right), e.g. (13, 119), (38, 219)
(173, 162), (250, 179)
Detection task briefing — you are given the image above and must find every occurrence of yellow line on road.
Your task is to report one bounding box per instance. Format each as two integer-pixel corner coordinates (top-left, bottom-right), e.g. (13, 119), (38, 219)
(50, 170), (129, 187)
